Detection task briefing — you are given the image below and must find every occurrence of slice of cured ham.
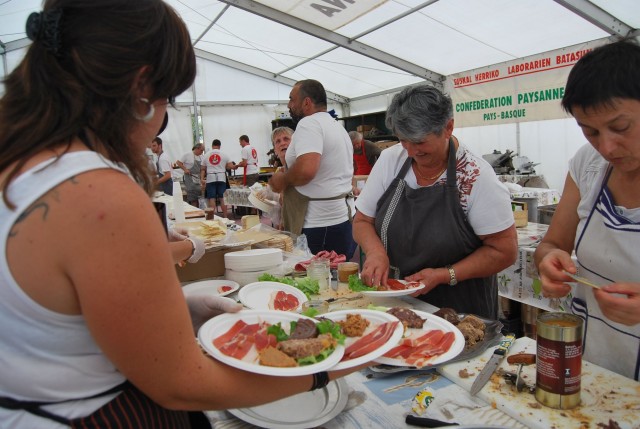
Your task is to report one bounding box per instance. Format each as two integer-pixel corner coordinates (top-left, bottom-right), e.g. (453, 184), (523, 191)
(386, 279), (422, 290)
(214, 320), (264, 359)
(343, 321), (399, 360)
(268, 290), (299, 312)
(383, 329), (455, 367)
(218, 285), (233, 294)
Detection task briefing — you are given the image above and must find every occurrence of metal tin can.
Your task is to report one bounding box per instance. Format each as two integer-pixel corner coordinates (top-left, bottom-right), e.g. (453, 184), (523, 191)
(535, 312), (583, 409)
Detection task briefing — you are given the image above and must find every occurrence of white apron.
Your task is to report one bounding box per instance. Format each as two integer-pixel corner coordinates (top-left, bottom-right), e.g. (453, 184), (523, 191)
(573, 166), (640, 380)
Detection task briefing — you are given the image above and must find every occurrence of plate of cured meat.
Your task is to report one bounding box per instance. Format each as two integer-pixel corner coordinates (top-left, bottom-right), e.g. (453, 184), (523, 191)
(360, 279), (426, 297)
(182, 280), (240, 298)
(320, 309), (405, 370)
(239, 281), (308, 312)
(373, 308), (464, 368)
(198, 310), (345, 376)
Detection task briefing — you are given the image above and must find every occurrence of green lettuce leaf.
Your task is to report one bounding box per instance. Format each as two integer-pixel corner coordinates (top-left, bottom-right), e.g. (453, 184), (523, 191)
(296, 347), (335, 366)
(348, 274), (377, 292)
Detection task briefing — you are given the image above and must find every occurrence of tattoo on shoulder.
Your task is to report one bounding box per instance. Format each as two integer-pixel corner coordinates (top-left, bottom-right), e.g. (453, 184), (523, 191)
(8, 175), (79, 237)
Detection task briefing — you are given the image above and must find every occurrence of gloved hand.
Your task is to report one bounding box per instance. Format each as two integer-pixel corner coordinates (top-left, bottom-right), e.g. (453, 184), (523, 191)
(168, 227), (189, 242)
(185, 294), (243, 334)
(185, 236), (205, 263)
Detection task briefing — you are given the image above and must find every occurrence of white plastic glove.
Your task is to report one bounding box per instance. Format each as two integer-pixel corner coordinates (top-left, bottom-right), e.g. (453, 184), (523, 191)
(185, 236), (205, 263)
(185, 294), (243, 334)
(168, 227), (189, 242)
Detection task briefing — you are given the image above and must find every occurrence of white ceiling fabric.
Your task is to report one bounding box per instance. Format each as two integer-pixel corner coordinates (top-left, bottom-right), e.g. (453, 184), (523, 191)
(1, 0), (639, 102)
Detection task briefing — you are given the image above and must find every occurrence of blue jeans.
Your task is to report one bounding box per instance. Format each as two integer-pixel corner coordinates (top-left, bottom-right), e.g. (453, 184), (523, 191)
(302, 220), (356, 260)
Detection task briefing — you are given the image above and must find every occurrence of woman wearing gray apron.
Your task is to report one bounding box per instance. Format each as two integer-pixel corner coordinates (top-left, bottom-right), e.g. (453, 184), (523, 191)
(354, 85), (517, 319)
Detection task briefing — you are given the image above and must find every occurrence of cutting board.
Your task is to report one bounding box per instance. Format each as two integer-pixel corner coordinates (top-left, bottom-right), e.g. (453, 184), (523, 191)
(439, 337), (640, 429)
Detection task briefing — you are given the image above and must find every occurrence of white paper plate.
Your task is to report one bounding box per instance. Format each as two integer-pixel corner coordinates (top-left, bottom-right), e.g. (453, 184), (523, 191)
(198, 310), (344, 376)
(182, 279), (240, 297)
(374, 310), (464, 367)
(361, 279), (426, 297)
(321, 309), (404, 370)
(229, 378), (348, 429)
(239, 281), (308, 312)
(248, 192), (278, 213)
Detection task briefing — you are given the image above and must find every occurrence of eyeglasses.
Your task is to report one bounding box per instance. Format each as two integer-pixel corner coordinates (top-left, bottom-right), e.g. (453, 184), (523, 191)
(167, 95), (176, 105)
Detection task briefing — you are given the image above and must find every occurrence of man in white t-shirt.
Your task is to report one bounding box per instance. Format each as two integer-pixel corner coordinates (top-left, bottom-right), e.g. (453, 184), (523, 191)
(151, 137), (173, 195)
(201, 139), (236, 217)
(236, 135), (259, 187)
(269, 79), (355, 259)
(176, 143), (205, 206)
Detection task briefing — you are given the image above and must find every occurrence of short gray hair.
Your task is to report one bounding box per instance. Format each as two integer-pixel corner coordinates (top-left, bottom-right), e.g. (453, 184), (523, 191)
(348, 131), (362, 142)
(271, 126), (294, 144)
(193, 143), (204, 150)
(385, 85), (453, 143)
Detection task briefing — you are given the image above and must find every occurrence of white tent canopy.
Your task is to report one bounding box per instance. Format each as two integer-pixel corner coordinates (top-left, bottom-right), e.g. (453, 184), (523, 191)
(1, 0), (639, 191)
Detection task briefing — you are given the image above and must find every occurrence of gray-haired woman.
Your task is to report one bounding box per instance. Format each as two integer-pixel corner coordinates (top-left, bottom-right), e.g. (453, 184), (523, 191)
(353, 85), (517, 318)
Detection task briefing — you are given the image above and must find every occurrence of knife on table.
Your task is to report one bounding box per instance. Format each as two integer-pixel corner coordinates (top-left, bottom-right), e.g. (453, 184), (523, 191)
(469, 333), (515, 396)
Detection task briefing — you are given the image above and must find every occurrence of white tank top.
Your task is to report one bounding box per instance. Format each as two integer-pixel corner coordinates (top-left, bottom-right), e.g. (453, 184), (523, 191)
(0, 152), (130, 426)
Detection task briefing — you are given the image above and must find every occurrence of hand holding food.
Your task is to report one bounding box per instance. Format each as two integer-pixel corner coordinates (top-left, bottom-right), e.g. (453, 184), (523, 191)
(360, 250), (390, 287)
(595, 282), (640, 326)
(537, 248), (577, 298)
(185, 294), (242, 334)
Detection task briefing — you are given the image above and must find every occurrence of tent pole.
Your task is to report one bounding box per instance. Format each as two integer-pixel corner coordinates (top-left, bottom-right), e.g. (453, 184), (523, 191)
(192, 84), (201, 145)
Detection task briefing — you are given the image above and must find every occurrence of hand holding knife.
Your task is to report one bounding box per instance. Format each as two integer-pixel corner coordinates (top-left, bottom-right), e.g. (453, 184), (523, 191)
(469, 333), (515, 396)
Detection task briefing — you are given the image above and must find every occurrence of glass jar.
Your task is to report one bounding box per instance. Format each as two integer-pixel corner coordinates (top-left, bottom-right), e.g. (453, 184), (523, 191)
(307, 258), (331, 290)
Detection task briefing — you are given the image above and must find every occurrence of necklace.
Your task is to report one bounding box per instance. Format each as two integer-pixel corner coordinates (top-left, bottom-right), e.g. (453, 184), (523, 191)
(415, 164), (446, 181)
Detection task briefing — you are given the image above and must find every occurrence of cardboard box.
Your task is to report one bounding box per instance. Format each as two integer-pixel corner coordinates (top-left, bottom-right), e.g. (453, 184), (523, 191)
(374, 140), (398, 150)
(356, 124), (374, 133)
(512, 201), (528, 228)
(497, 246), (575, 312)
(176, 248), (238, 282)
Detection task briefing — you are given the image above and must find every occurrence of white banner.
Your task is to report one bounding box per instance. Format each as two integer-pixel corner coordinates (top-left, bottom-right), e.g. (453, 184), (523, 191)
(256, 0), (387, 30)
(444, 38), (610, 128)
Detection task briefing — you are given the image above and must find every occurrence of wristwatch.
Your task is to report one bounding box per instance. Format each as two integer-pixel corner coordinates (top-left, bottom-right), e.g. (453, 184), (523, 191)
(445, 265), (457, 286)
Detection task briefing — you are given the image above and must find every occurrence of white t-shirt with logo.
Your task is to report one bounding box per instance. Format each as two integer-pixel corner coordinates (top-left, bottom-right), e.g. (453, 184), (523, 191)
(203, 149), (231, 183)
(241, 144), (259, 175)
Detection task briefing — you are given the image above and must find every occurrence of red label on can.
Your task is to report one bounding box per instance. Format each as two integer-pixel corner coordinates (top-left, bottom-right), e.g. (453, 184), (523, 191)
(536, 337), (582, 395)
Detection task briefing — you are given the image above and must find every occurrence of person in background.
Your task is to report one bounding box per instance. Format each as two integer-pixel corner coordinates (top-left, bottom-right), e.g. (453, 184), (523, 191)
(0, 2), (367, 427)
(236, 134), (259, 187)
(201, 139), (235, 217)
(176, 143), (205, 206)
(269, 79), (356, 259)
(349, 130), (382, 176)
(271, 126), (293, 171)
(146, 140), (157, 174)
(534, 40), (640, 381)
(263, 127), (293, 229)
(151, 136), (173, 195)
(353, 85), (517, 319)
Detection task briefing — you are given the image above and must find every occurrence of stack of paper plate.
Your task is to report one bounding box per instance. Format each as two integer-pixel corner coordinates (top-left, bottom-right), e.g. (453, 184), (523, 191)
(225, 265), (288, 286)
(224, 248), (283, 272)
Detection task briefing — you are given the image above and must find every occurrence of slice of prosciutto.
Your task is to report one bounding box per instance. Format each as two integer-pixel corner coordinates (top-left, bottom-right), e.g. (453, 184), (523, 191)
(268, 290), (299, 312)
(218, 285), (233, 294)
(383, 329), (455, 367)
(343, 321), (399, 360)
(386, 279), (422, 290)
(213, 320), (264, 359)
